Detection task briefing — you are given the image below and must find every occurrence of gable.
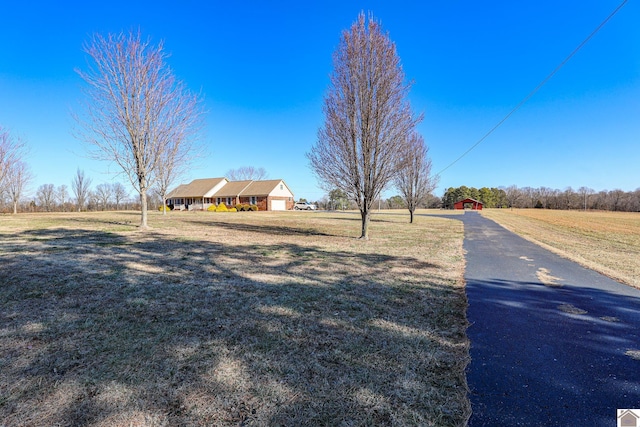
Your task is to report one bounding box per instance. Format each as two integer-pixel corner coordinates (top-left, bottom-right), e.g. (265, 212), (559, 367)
(242, 180), (294, 197)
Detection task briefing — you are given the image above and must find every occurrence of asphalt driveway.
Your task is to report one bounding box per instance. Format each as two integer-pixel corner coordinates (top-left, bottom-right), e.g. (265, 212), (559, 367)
(448, 211), (640, 426)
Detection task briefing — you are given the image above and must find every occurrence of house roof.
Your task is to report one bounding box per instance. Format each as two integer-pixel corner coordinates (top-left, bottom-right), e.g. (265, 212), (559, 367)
(167, 178), (294, 200)
(456, 198), (483, 204)
(212, 180), (253, 197)
(241, 180), (288, 196)
(167, 178), (226, 199)
(619, 409), (640, 420)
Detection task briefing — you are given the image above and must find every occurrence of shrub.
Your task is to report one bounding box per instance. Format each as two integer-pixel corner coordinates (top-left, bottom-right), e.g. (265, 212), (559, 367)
(228, 207), (237, 212)
(158, 205), (171, 212)
(207, 205), (217, 212)
(249, 204), (258, 211)
(215, 203), (228, 212)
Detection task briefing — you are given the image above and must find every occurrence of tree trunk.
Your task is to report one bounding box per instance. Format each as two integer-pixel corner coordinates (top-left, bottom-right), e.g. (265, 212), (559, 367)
(409, 208), (414, 224)
(359, 209), (370, 240)
(140, 190), (149, 228)
(13, 201), (17, 215)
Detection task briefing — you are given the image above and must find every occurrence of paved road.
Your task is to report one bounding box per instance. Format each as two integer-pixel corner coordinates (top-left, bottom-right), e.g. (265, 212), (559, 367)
(448, 212), (640, 426)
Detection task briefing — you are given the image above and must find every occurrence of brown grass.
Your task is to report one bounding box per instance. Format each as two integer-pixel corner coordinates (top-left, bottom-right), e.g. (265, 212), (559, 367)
(0, 210), (470, 426)
(482, 209), (640, 289)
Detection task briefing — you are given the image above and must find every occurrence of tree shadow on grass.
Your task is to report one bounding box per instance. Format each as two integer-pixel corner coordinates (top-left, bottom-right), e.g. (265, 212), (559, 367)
(191, 219), (339, 238)
(0, 227), (469, 426)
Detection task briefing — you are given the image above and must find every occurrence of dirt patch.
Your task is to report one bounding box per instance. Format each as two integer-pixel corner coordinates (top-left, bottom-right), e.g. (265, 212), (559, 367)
(557, 304), (588, 315)
(625, 350), (640, 361)
(537, 267), (563, 287)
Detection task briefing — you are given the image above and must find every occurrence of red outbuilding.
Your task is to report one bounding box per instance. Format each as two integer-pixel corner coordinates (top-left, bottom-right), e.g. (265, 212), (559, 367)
(454, 198), (483, 210)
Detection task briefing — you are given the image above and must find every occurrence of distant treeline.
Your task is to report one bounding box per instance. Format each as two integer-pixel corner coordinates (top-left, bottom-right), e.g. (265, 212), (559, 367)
(442, 185), (640, 212)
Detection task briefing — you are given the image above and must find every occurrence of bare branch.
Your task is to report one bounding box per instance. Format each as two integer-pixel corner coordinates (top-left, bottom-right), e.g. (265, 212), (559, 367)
(225, 166), (268, 181)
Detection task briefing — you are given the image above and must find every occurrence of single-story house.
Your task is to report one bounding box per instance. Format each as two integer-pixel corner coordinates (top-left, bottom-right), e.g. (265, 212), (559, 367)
(166, 178), (295, 211)
(453, 198), (483, 210)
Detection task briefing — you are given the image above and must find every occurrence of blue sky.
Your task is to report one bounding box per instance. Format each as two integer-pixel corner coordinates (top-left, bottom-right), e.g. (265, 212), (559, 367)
(1, 1), (638, 201)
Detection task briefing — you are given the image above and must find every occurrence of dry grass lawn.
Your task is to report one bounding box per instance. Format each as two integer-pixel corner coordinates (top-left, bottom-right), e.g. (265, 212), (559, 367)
(482, 209), (640, 289)
(0, 210), (470, 426)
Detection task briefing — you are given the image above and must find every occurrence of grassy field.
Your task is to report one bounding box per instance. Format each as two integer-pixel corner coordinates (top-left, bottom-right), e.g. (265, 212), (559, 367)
(0, 210), (470, 426)
(482, 209), (640, 289)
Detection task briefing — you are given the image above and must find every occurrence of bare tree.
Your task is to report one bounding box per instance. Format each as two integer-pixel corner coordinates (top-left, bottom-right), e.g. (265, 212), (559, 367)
(307, 13), (419, 239)
(75, 30), (204, 228)
(72, 168), (92, 212)
(394, 132), (437, 223)
(225, 166), (268, 181)
(57, 185), (69, 212)
(504, 185), (522, 209)
(5, 160), (31, 214)
(578, 186), (595, 211)
(397, 139), (434, 213)
(36, 184), (56, 212)
(112, 182), (128, 210)
(88, 190), (100, 211)
(95, 183), (113, 210)
(155, 132), (204, 215)
(0, 127), (26, 193)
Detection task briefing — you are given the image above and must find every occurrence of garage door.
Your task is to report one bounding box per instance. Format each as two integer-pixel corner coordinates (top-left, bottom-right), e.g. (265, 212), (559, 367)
(271, 200), (286, 211)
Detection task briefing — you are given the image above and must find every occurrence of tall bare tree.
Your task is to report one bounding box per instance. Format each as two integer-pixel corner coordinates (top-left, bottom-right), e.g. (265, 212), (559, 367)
(95, 183), (113, 210)
(5, 160), (31, 214)
(112, 182), (128, 210)
(72, 168), (92, 212)
(155, 131), (204, 215)
(0, 127), (26, 193)
(57, 185), (69, 212)
(394, 132), (437, 223)
(36, 184), (56, 212)
(75, 31), (203, 228)
(225, 166), (268, 181)
(308, 13), (419, 239)
(578, 186), (595, 211)
(504, 185), (522, 209)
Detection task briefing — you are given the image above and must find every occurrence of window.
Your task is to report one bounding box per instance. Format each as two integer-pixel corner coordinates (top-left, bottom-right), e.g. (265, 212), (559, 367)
(250, 196), (257, 205)
(216, 197), (221, 205)
(226, 197), (232, 205)
(280, 184), (284, 190)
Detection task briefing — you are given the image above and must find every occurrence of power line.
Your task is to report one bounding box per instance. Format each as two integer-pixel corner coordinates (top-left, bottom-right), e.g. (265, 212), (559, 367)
(434, 0), (629, 178)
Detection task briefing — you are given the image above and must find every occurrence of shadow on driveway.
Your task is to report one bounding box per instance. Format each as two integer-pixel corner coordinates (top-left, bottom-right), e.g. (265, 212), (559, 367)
(434, 211), (640, 426)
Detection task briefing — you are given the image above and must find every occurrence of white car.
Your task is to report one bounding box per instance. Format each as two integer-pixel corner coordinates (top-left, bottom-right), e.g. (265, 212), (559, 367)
(294, 202), (317, 210)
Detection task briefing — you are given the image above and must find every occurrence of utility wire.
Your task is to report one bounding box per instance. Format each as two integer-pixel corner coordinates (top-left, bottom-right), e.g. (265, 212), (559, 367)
(434, 0), (628, 178)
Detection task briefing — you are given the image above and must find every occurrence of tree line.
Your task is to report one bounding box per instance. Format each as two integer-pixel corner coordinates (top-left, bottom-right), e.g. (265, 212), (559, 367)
(443, 185), (640, 212)
(0, 159), (167, 214)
